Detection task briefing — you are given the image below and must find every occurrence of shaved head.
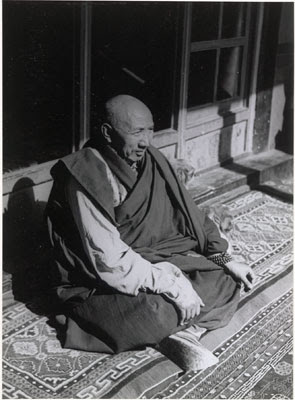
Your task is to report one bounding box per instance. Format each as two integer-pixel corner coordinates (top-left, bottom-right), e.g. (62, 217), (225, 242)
(101, 95), (154, 162)
(104, 95), (152, 132)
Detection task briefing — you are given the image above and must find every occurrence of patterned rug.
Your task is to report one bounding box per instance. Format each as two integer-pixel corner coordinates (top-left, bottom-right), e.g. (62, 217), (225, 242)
(150, 190), (293, 399)
(2, 302), (180, 399)
(150, 290), (292, 399)
(2, 190), (293, 399)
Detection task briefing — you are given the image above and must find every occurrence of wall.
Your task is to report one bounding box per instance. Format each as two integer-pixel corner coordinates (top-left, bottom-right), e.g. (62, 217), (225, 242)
(3, 163), (53, 274)
(253, 3), (293, 154)
(268, 3), (294, 154)
(252, 3), (282, 154)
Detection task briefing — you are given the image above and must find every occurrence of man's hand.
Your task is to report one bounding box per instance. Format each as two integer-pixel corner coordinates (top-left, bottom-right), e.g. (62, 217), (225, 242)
(176, 290), (205, 326)
(169, 278), (205, 326)
(224, 261), (255, 291)
(160, 264), (205, 326)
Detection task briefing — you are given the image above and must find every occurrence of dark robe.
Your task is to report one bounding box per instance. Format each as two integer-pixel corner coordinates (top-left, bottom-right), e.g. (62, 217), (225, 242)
(45, 143), (240, 353)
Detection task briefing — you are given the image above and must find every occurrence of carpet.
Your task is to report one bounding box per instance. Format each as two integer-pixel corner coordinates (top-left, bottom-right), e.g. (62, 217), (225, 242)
(2, 301), (180, 399)
(2, 190), (293, 399)
(150, 190), (293, 399)
(149, 290), (292, 399)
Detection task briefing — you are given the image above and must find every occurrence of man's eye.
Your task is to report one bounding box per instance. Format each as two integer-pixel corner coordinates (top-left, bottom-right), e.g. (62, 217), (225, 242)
(130, 128), (153, 136)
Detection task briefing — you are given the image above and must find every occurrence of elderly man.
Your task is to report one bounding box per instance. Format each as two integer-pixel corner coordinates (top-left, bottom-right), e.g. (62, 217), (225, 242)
(46, 95), (254, 354)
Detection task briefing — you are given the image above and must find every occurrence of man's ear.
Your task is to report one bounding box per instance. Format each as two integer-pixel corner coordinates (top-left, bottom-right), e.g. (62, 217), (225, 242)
(101, 123), (113, 143)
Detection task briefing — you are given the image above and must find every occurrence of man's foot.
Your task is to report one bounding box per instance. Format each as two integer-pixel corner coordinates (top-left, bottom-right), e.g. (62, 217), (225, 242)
(156, 325), (218, 371)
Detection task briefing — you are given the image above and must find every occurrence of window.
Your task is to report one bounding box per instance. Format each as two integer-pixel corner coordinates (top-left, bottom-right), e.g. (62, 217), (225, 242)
(3, 2), (254, 175)
(3, 1), (78, 173)
(3, 1), (180, 174)
(187, 2), (251, 123)
(90, 2), (179, 133)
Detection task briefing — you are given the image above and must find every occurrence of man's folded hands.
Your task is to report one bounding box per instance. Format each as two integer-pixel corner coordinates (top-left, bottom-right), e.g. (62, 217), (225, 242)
(163, 271), (205, 326)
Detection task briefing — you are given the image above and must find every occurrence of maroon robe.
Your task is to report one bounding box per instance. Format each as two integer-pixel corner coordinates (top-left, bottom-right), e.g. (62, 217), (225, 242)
(45, 143), (240, 353)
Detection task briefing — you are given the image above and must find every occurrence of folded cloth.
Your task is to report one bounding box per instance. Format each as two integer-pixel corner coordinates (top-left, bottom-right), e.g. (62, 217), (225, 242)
(156, 325), (218, 371)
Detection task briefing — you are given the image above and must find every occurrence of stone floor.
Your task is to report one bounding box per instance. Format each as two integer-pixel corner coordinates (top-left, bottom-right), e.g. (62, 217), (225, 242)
(187, 149), (293, 204)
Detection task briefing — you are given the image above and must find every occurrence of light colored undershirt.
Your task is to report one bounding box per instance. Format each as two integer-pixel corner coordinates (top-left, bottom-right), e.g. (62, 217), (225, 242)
(65, 150), (197, 306)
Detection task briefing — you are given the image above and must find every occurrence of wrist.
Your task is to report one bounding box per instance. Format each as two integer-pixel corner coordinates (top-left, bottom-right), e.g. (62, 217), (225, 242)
(223, 260), (236, 272)
(163, 273), (194, 303)
(207, 252), (233, 267)
(147, 262), (183, 298)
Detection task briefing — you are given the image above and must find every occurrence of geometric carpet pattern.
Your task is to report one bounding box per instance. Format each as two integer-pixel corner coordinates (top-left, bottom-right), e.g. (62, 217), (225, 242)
(2, 190), (293, 399)
(150, 290), (292, 399)
(151, 190), (293, 399)
(226, 190), (293, 300)
(3, 309), (177, 399)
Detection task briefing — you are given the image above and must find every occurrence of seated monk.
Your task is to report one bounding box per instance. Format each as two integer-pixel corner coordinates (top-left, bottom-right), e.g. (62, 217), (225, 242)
(45, 94), (255, 355)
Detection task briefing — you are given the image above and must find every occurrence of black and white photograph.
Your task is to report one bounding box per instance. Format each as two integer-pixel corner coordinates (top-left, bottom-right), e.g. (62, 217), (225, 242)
(2, 1), (293, 399)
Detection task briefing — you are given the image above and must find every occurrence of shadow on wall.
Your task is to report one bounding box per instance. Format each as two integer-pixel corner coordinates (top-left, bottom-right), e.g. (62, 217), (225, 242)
(275, 79), (294, 154)
(215, 3), (292, 190)
(3, 178), (52, 310)
(217, 105), (263, 188)
(215, 91), (293, 202)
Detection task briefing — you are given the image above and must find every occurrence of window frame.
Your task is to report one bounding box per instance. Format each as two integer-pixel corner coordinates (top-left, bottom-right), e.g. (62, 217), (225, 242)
(3, 2), (263, 191)
(3, 1), (82, 178)
(3, 2), (183, 186)
(185, 2), (252, 129)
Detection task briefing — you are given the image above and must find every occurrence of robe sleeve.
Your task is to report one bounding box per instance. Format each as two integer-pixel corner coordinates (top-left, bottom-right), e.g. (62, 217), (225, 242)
(66, 177), (196, 301)
(203, 214), (229, 256)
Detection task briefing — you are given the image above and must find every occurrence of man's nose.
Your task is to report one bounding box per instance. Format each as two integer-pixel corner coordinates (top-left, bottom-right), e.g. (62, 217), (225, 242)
(138, 131), (152, 147)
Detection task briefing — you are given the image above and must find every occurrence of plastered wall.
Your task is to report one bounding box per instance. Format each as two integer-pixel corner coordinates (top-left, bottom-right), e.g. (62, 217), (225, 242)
(269, 3), (293, 153)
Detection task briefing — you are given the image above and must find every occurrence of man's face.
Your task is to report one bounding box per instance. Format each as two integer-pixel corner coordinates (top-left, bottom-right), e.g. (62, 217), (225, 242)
(110, 105), (154, 162)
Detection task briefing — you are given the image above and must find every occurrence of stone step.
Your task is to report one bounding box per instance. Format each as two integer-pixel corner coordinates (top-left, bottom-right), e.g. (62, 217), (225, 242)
(188, 149), (293, 205)
(197, 185), (251, 210)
